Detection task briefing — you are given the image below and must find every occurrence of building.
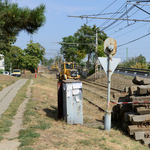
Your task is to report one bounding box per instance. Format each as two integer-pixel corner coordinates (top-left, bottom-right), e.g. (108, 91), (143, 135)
(0, 54), (5, 70)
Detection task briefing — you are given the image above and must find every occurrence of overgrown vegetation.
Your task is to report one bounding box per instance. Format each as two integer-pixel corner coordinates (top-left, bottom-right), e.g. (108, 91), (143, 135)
(121, 54), (147, 69)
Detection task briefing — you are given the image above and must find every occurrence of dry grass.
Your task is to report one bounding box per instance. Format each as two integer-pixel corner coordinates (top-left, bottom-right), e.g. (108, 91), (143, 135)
(0, 74), (18, 90)
(88, 71), (134, 90)
(19, 74), (149, 150)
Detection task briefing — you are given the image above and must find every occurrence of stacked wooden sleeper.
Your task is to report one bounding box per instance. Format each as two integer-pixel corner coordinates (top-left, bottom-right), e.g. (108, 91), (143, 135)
(112, 76), (150, 146)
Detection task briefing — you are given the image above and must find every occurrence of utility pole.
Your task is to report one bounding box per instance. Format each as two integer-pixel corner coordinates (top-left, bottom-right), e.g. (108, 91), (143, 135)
(126, 47), (128, 61)
(95, 30), (98, 80)
(54, 54), (56, 64)
(61, 54), (62, 64)
(58, 52), (59, 71)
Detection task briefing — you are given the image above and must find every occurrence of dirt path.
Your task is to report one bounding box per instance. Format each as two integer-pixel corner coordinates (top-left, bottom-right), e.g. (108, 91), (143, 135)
(0, 79), (33, 150)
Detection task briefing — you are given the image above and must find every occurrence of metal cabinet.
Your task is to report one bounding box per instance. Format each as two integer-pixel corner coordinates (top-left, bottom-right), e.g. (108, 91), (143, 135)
(62, 80), (83, 125)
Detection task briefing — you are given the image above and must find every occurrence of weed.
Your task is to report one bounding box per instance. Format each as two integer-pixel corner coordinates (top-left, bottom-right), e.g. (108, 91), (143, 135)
(77, 139), (91, 145)
(76, 128), (84, 133)
(0, 134), (3, 141)
(98, 125), (104, 130)
(31, 120), (51, 130)
(99, 143), (111, 150)
(18, 128), (40, 147)
(18, 147), (34, 150)
(111, 139), (117, 143)
(0, 119), (12, 133)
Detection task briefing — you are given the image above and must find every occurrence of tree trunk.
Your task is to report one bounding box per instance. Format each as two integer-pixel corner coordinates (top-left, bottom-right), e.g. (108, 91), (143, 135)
(87, 53), (91, 75)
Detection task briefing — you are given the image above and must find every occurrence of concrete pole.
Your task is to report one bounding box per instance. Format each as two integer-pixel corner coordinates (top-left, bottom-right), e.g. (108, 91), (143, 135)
(95, 30), (98, 80)
(58, 52), (59, 72)
(61, 54), (62, 64)
(104, 56), (112, 131)
(126, 47), (128, 61)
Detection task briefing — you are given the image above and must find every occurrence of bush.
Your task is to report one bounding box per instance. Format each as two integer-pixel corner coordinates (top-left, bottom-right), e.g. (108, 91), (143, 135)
(89, 68), (95, 76)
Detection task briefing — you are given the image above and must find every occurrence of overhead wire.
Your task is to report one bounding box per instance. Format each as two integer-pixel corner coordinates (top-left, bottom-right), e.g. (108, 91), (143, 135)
(99, 2), (127, 28)
(101, 5), (135, 31)
(113, 23), (149, 38)
(117, 32), (150, 47)
(106, 2), (148, 34)
(86, 0), (118, 24)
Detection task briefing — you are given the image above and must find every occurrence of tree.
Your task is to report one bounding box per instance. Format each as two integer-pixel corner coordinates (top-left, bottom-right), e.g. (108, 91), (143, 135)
(5, 45), (22, 70)
(74, 24), (108, 72)
(0, 0), (46, 54)
(60, 35), (86, 63)
(43, 57), (54, 66)
(17, 42), (45, 72)
(122, 54), (147, 68)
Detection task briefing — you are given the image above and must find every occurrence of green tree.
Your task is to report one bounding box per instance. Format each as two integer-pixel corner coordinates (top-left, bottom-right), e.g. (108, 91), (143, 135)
(60, 35), (86, 63)
(17, 42), (45, 72)
(122, 54), (147, 68)
(5, 45), (22, 70)
(74, 24), (108, 72)
(0, 0), (46, 54)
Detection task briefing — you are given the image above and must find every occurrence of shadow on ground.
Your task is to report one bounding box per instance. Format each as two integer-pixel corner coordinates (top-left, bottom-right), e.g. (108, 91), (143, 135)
(43, 106), (58, 120)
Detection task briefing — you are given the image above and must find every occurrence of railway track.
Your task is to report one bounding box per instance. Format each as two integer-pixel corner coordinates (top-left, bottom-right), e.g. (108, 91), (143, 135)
(82, 87), (118, 113)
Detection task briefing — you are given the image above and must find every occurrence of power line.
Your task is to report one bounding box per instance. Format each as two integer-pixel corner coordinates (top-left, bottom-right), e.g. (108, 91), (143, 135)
(113, 23), (149, 38)
(117, 32), (150, 47)
(101, 5), (135, 31)
(105, 3), (146, 32)
(86, 0), (118, 24)
(99, 2), (127, 28)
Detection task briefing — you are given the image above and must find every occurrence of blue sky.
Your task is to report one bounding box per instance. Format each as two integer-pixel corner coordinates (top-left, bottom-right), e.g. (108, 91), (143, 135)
(11, 0), (150, 62)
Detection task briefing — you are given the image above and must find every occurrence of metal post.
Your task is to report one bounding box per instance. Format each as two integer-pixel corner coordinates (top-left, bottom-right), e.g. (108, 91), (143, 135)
(104, 56), (111, 131)
(95, 30), (98, 80)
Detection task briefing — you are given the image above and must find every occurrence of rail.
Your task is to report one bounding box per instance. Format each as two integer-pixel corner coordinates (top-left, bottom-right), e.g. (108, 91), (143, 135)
(116, 67), (150, 75)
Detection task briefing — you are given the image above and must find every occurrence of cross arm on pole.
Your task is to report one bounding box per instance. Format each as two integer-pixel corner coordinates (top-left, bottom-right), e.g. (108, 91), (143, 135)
(68, 15), (150, 22)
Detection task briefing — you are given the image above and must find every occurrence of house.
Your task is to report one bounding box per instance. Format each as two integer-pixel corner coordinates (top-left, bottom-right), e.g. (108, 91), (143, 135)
(0, 54), (5, 70)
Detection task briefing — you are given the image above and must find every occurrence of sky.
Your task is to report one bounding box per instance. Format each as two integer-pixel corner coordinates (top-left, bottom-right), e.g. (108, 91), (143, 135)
(11, 0), (150, 62)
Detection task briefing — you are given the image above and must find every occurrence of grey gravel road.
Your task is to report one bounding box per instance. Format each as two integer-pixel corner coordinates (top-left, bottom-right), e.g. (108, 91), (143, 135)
(0, 79), (28, 117)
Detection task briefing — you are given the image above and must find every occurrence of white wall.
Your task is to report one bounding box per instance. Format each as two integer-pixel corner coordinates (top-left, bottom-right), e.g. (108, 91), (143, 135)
(0, 54), (4, 70)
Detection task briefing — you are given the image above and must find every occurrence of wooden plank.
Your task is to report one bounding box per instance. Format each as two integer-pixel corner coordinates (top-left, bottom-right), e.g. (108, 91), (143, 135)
(132, 114), (150, 123)
(130, 95), (150, 102)
(136, 107), (150, 115)
(128, 125), (150, 135)
(132, 76), (143, 85)
(128, 113), (137, 122)
(142, 138), (150, 145)
(134, 132), (144, 140)
(137, 85), (148, 95)
(124, 112), (136, 122)
(129, 86), (137, 96)
(141, 78), (150, 85)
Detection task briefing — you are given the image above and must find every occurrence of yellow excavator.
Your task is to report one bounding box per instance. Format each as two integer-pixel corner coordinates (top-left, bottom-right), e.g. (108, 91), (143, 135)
(58, 62), (80, 81)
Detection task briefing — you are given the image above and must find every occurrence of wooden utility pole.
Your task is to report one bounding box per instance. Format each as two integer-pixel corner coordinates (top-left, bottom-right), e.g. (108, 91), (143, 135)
(95, 30), (98, 80)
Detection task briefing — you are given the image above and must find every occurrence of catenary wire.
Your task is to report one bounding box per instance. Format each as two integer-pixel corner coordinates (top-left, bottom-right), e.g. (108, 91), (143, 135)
(105, 2), (148, 33)
(117, 32), (150, 47)
(86, 0), (118, 24)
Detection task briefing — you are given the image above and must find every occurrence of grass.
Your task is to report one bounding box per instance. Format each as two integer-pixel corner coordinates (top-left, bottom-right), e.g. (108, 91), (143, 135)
(0, 79), (30, 141)
(0, 74), (18, 89)
(18, 128), (40, 147)
(18, 78), (52, 149)
(17, 75), (150, 150)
